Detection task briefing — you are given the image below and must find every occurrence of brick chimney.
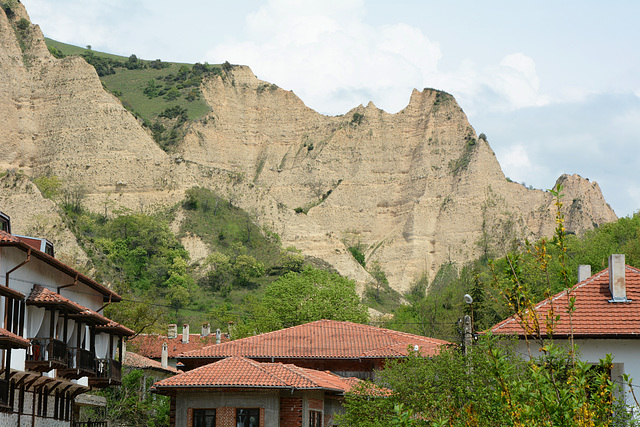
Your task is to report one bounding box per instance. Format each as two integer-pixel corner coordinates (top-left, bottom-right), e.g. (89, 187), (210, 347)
(168, 324), (177, 339)
(182, 324), (190, 343)
(201, 323), (210, 337)
(216, 328), (221, 344)
(577, 265), (591, 283)
(161, 342), (168, 369)
(609, 254), (628, 302)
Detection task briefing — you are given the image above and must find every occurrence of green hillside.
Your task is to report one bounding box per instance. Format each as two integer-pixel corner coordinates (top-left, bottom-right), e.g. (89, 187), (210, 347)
(44, 38), (226, 151)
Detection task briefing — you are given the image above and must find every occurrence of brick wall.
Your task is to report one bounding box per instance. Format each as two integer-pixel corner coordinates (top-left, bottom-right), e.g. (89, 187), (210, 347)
(170, 395), (176, 427)
(280, 397), (303, 427)
(217, 407), (235, 427)
(308, 398), (323, 411)
(213, 406), (266, 427)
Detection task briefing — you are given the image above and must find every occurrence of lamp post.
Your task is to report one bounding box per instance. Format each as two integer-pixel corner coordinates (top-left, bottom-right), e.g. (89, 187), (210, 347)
(463, 294), (473, 355)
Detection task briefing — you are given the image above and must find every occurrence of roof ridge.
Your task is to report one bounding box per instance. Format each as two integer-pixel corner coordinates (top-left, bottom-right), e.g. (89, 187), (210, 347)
(232, 356), (290, 388)
(288, 365), (349, 391)
(491, 268), (611, 332)
(180, 319), (448, 358)
(271, 363), (322, 389)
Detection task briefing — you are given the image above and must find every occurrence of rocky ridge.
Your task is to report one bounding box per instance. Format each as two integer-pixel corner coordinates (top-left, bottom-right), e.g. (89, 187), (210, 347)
(0, 4), (617, 292)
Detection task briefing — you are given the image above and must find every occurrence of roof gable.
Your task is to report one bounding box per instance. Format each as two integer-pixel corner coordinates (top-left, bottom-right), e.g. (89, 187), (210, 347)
(153, 356), (360, 392)
(179, 319), (449, 360)
(491, 265), (640, 337)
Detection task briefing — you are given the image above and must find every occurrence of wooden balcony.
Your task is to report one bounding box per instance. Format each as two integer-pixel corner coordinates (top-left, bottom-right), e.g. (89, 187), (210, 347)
(89, 358), (121, 388)
(26, 338), (67, 372)
(58, 347), (96, 380)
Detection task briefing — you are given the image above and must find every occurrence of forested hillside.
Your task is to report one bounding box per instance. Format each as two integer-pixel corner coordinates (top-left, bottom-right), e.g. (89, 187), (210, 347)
(383, 204), (640, 342)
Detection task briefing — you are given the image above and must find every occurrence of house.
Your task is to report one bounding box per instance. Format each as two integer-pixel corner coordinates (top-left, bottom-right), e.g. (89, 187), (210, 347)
(127, 323), (227, 369)
(157, 320), (449, 426)
(178, 319), (450, 379)
(0, 214), (134, 425)
(152, 355), (363, 426)
(491, 254), (640, 413)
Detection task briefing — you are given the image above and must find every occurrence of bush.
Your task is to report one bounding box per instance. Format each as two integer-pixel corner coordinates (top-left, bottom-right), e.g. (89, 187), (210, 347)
(348, 245), (366, 267)
(17, 18), (30, 31)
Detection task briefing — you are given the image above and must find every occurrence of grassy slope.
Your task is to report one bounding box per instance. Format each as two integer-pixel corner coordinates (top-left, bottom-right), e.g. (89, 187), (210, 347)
(44, 38), (213, 123)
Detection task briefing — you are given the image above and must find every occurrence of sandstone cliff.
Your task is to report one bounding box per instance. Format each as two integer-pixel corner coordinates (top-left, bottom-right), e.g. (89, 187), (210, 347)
(0, 5), (617, 293)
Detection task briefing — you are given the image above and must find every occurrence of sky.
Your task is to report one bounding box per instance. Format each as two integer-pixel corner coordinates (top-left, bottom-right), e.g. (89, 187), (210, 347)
(22, 0), (640, 218)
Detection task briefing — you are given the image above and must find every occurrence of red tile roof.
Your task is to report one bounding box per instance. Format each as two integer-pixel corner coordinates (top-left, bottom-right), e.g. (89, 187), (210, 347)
(96, 319), (135, 337)
(128, 333), (224, 359)
(491, 265), (640, 338)
(27, 284), (85, 313)
(0, 327), (30, 349)
(152, 356), (360, 393)
(179, 320), (450, 360)
(0, 231), (21, 243)
(124, 351), (181, 375)
(0, 230), (121, 302)
(27, 285), (134, 336)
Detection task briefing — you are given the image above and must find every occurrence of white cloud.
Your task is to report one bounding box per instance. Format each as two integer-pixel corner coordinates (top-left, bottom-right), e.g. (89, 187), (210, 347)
(206, 0), (441, 114)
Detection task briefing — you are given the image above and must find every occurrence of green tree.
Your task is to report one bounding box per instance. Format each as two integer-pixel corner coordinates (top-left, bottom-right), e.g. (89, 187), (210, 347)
(83, 369), (169, 426)
(262, 267), (368, 328)
(232, 254), (264, 287)
(202, 251), (233, 292)
(164, 256), (195, 310)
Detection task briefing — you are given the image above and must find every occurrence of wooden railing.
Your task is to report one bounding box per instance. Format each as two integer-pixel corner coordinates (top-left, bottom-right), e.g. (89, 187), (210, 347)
(26, 338), (68, 370)
(93, 358), (122, 384)
(68, 347), (96, 372)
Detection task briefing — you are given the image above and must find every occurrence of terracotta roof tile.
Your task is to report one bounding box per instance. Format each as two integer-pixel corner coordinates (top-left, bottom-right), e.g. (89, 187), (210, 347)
(96, 319), (136, 337)
(128, 333), (224, 359)
(491, 265), (640, 337)
(27, 285), (134, 336)
(0, 230), (21, 242)
(0, 327), (30, 349)
(153, 356), (360, 392)
(27, 284), (85, 313)
(124, 351), (181, 374)
(179, 320), (449, 360)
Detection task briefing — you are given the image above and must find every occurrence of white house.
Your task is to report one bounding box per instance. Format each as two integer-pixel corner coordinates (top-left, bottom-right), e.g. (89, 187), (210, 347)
(0, 213), (134, 425)
(491, 254), (640, 415)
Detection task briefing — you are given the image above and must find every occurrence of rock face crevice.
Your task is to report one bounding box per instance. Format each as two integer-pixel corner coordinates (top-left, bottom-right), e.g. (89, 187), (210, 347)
(0, 5), (617, 292)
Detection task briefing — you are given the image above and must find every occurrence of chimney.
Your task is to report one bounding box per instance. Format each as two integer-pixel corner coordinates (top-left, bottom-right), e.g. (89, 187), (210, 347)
(577, 265), (591, 283)
(182, 324), (189, 343)
(161, 342), (168, 369)
(201, 323), (210, 337)
(216, 328), (221, 344)
(609, 254), (628, 302)
(168, 324), (177, 339)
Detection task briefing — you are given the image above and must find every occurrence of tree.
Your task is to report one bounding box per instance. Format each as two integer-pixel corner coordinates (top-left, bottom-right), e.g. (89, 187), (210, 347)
(232, 254), (264, 287)
(164, 256), (195, 311)
(202, 251), (233, 292)
(82, 369), (169, 426)
(262, 267), (368, 328)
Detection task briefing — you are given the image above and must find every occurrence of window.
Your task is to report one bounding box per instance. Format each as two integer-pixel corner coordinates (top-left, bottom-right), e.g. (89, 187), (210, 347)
(236, 408), (259, 427)
(193, 408), (216, 427)
(309, 410), (322, 427)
